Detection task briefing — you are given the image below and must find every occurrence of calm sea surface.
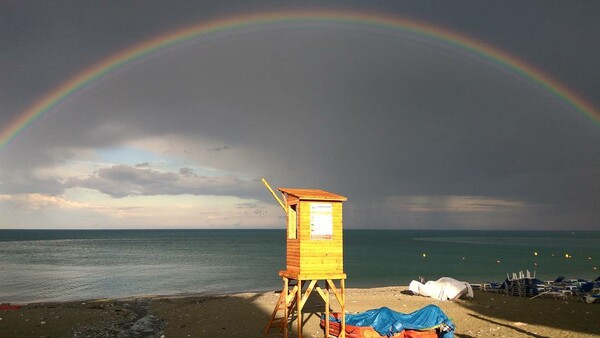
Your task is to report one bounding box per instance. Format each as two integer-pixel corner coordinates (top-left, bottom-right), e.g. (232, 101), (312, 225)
(1, 230), (598, 303)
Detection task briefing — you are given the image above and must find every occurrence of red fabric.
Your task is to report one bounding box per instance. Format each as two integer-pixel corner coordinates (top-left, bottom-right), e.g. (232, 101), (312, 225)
(322, 312), (440, 338)
(0, 304), (21, 310)
(404, 329), (439, 338)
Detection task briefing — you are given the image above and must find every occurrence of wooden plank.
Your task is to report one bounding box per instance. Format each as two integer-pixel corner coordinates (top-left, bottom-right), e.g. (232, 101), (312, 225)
(280, 269), (300, 278)
(296, 253), (343, 258)
(279, 271), (346, 280)
(298, 250), (343, 255)
(314, 284), (330, 338)
(300, 262), (343, 268)
(278, 188), (347, 201)
(298, 251), (342, 257)
(297, 259), (343, 266)
(263, 277), (288, 336)
(327, 279), (344, 308)
(299, 261), (343, 267)
(340, 279), (346, 338)
(296, 255), (343, 261)
(285, 195), (300, 205)
(295, 250), (343, 256)
(296, 280), (302, 338)
(300, 270), (344, 277)
(300, 269), (344, 274)
(283, 277), (289, 338)
(314, 284), (327, 301)
(299, 239), (343, 244)
(298, 261), (342, 268)
(299, 263), (343, 272)
(298, 254), (343, 260)
(298, 254), (343, 262)
(298, 261), (343, 268)
(285, 284), (299, 304)
(292, 273), (346, 280)
(299, 242), (342, 252)
(262, 178), (287, 212)
(298, 279), (318, 310)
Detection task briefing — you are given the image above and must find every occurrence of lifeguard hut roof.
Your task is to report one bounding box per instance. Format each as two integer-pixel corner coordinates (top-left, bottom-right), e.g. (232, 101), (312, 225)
(277, 188), (347, 202)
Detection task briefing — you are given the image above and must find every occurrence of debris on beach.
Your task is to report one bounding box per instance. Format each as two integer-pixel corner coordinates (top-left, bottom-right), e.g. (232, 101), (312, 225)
(408, 277), (473, 301)
(322, 305), (454, 338)
(0, 303), (21, 311)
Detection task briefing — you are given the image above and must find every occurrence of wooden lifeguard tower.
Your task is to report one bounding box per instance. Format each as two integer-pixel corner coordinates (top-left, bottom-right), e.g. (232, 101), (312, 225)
(263, 180), (347, 338)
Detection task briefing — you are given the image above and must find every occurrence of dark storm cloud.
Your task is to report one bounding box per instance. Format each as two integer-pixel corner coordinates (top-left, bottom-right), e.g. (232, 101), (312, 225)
(207, 146), (230, 152)
(0, 175), (64, 196)
(1, 163), (261, 200)
(0, 1), (598, 229)
(64, 165), (260, 198)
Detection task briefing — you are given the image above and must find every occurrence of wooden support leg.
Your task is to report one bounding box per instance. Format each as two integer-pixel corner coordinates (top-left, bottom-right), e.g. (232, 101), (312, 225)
(314, 283), (329, 338)
(325, 279), (346, 338)
(268, 277), (345, 338)
(299, 280), (318, 310)
(283, 277), (289, 338)
(340, 279), (345, 338)
(297, 279), (302, 338)
(325, 287), (330, 338)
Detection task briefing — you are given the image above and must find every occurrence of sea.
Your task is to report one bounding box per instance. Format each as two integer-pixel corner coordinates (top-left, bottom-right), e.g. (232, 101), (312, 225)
(1, 229), (598, 304)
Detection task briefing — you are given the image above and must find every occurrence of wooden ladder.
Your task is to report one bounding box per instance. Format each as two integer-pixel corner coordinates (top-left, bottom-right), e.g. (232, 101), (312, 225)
(264, 275), (346, 338)
(264, 277), (299, 336)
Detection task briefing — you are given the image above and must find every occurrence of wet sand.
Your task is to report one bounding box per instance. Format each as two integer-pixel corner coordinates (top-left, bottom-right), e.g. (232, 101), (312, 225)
(1, 286), (598, 337)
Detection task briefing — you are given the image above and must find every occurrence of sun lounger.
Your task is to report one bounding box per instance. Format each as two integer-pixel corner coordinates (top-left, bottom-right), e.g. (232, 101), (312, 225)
(573, 282), (597, 303)
(530, 291), (568, 300)
(584, 294), (600, 304)
(545, 276), (566, 286)
(481, 282), (503, 293)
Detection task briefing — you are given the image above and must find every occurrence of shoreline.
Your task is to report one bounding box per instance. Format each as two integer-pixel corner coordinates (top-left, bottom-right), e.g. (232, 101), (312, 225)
(1, 286), (598, 337)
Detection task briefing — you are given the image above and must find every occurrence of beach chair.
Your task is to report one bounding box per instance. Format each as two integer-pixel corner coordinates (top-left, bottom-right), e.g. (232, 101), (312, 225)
(584, 294), (600, 304)
(545, 276), (565, 286)
(575, 282), (595, 303)
(530, 290), (568, 300)
(482, 282), (502, 293)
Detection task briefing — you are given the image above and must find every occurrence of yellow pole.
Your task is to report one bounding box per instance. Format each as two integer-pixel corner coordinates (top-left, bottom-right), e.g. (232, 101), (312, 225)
(261, 178), (287, 213)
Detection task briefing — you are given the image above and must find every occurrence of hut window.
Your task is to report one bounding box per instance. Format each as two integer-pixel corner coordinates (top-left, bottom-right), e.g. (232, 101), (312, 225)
(288, 204), (297, 239)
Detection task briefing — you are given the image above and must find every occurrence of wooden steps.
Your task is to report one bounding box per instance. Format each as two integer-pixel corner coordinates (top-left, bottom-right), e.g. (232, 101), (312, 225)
(264, 276), (346, 338)
(264, 278), (299, 336)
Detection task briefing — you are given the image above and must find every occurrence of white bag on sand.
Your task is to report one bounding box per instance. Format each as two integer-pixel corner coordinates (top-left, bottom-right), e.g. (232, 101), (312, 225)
(409, 277), (474, 301)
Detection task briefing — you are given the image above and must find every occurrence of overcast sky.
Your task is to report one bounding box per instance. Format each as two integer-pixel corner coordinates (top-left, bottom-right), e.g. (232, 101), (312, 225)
(1, 1), (598, 230)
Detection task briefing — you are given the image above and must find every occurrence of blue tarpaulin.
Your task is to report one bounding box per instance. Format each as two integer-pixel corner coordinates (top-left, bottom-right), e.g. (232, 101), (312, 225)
(330, 305), (455, 338)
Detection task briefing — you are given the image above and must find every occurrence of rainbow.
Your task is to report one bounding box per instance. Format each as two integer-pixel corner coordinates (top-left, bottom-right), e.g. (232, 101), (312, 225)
(1, 10), (598, 150)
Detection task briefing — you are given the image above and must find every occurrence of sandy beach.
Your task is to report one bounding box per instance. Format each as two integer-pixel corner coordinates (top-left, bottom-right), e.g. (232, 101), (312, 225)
(1, 286), (598, 337)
